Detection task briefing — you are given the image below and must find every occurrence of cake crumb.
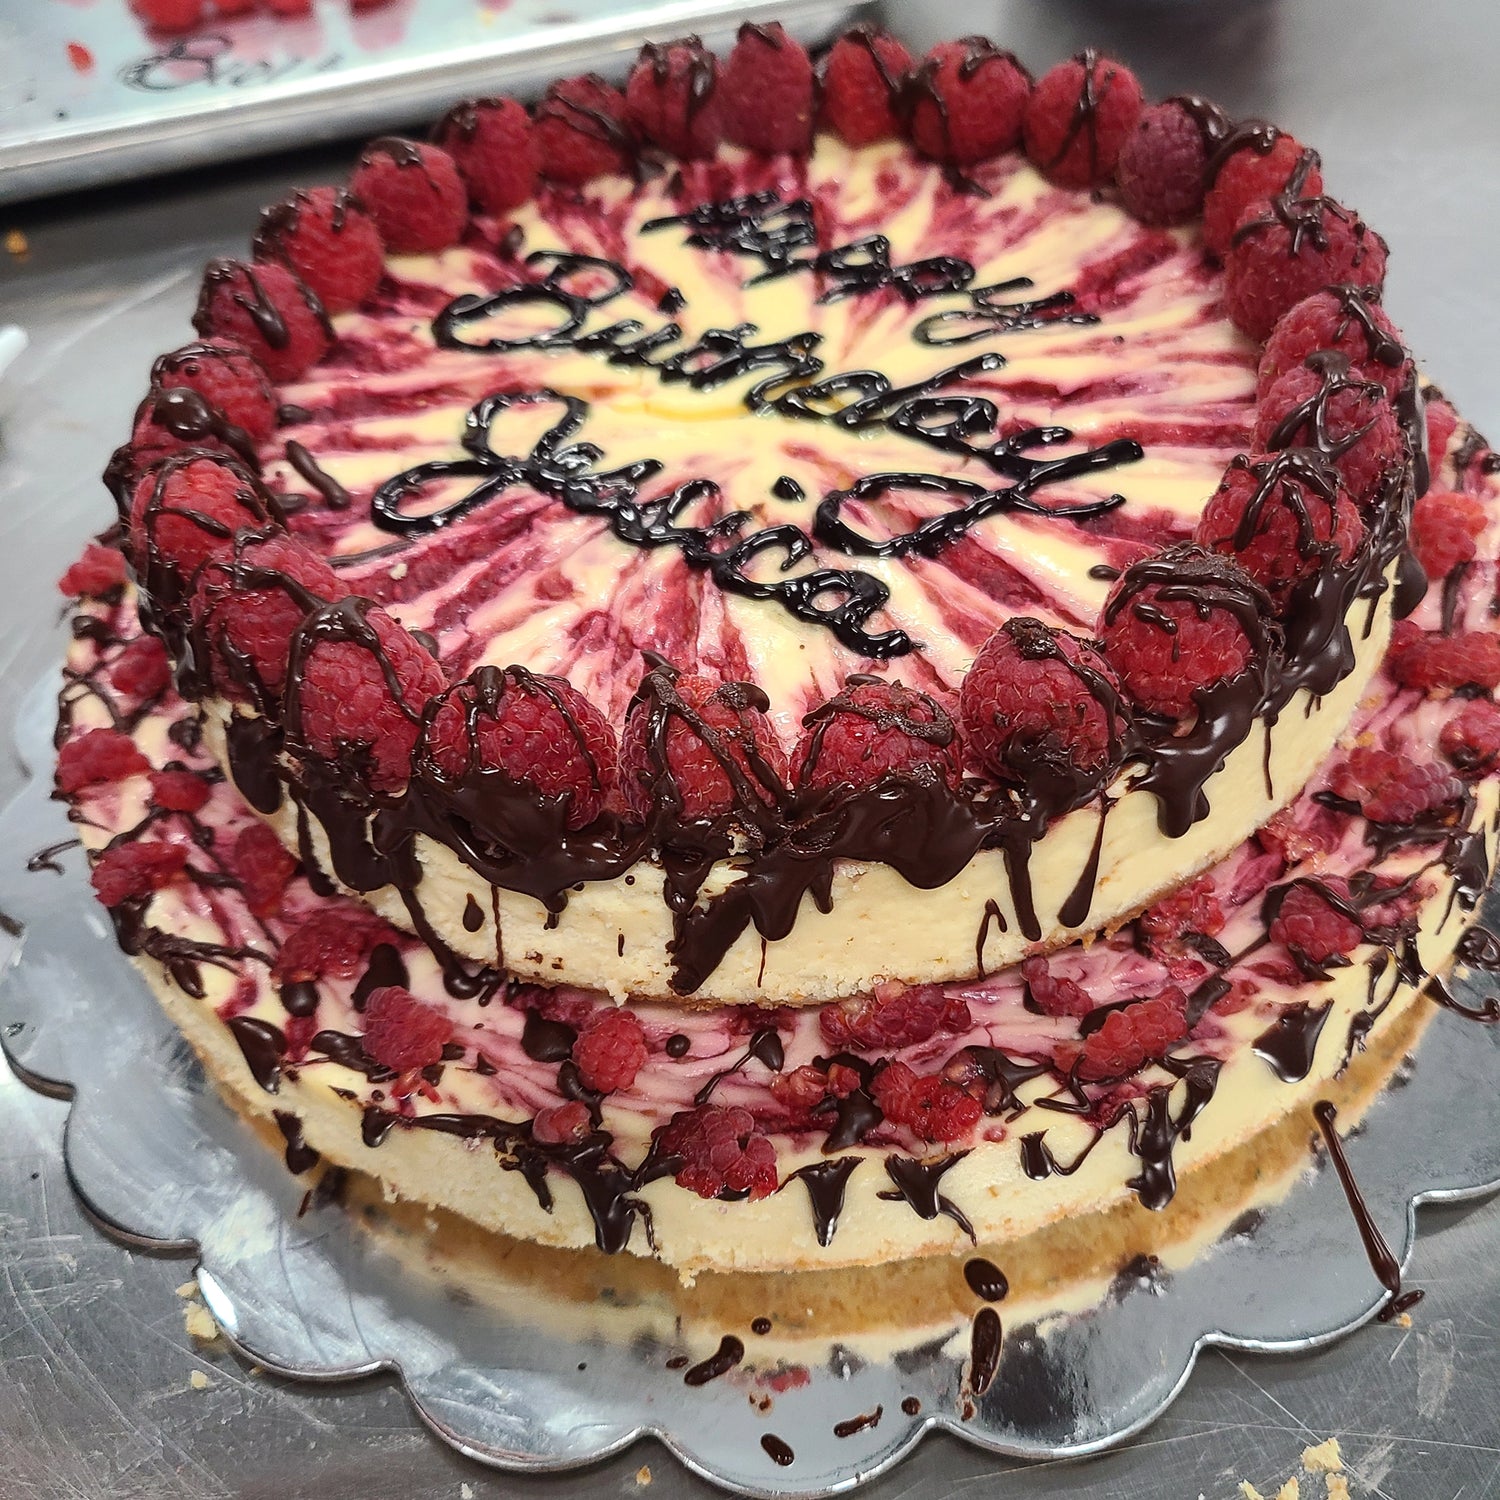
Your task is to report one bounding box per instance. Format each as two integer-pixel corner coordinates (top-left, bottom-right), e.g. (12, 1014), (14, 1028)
(1395, 1311), (1414, 1328)
(635, 1465), (653, 1486)
(4, 229), (28, 261)
(1301, 1438), (1343, 1473)
(189, 1370), (211, 1391)
(1239, 1484), (1264, 1500)
(460, 1485), (474, 1499)
(175, 1280), (199, 1299)
(1276, 1481), (1299, 1500)
(389, 561), (408, 580)
(1326, 1477), (1351, 1500)
(183, 1301), (221, 1343)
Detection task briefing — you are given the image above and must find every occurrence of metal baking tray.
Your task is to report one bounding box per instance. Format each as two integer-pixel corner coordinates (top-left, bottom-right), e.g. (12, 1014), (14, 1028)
(0, 0), (855, 207)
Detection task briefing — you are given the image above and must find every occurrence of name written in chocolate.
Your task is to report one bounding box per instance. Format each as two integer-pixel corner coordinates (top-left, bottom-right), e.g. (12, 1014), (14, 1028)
(384, 192), (1142, 658)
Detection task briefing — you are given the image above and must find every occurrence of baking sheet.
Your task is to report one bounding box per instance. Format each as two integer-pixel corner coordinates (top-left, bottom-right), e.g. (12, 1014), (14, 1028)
(0, 0), (854, 205)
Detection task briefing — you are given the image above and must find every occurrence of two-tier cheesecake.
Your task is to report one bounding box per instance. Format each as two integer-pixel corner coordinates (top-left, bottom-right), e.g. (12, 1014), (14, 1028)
(53, 23), (1500, 1278)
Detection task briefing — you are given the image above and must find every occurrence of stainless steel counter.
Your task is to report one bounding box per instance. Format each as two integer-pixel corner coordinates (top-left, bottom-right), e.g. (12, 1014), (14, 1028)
(2, 2), (1498, 1495)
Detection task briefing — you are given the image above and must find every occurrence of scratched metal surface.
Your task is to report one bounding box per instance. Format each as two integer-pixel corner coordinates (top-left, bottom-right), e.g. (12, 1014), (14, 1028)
(1, 0), (1498, 1495)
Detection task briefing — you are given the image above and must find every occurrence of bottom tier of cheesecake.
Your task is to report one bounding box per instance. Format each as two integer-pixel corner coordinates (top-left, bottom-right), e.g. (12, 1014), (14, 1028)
(54, 561), (1500, 1275)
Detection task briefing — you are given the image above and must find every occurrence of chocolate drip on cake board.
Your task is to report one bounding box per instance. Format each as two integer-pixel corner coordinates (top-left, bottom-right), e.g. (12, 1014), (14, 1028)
(683, 1333), (744, 1385)
(1313, 1100), (1421, 1321)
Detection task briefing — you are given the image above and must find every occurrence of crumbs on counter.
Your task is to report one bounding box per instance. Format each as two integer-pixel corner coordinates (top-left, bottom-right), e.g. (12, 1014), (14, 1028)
(5, 230), (30, 261)
(1235, 1437), (1348, 1500)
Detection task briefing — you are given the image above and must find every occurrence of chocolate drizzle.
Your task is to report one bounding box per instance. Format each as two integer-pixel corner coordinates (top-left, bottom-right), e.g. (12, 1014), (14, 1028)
(1313, 1099), (1417, 1319)
(284, 440), (351, 511)
(228, 1015), (286, 1093)
(784, 1157), (860, 1246)
(683, 1334), (744, 1385)
(963, 1257), (1009, 1301)
(193, 258), (332, 351)
(1103, 545), (1280, 837)
(1039, 49), (1120, 184)
(1252, 999), (1333, 1082)
(1127, 1057), (1222, 1211)
(966, 1305), (1003, 1400)
(273, 1109), (320, 1174)
(877, 1152), (974, 1240)
(760, 1434), (794, 1468)
(833, 1407), (882, 1439)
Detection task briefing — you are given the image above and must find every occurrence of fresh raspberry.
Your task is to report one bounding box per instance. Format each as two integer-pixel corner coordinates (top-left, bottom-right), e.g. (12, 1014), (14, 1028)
(619, 670), (788, 824)
(148, 343), (278, 447)
(90, 841), (189, 906)
(149, 768), (210, 814)
(1194, 451), (1363, 606)
(1269, 881), (1364, 965)
(1225, 196), (1389, 343)
(656, 1105), (779, 1200)
(232, 821), (298, 919)
(1139, 874), (1226, 947)
(1256, 802), (1340, 865)
(1076, 991), (1188, 1082)
(419, 666), (617, 829)
(1410, 490), (1487, 583)
(253, 188), (384, 315)
(1023, 51), (1142, 189)
(361, 985), (453, 1074)
(571, 1008), (648, 1093)
(1389, 624), (1500, 694)
(818, 980), (972, 1051)
(59, 543), (128, 600)
(1329, 745), (1463, 824)
(196, 533), (340, 701)
(1202, 135), (1322, 259)
(1426, 397), (1459, 470)
(960, 618), (1125, 787)
(434, 98), (538, 215)
(1441, 700), (1500, 777)
(870, 1061), (982, 1144)
(129, 0), (206, 32)
(58, 728), (152, 794)
(1020, 956), (1093, 1017)
(289, 602), (446, 794)
(794, 678), (958, 795)
(111, 637), (172, 700)
(533, 75), (634, 186)
(1115, 101), (1208, 226)
(770, 1063), (831, 1116)
(272, 902), (402, 983)
(1257, 288), (1410, 403)
(907, 38), (1030, 166)
(719, 22), (815, 156)
(819, 26), (913, 149)
(625, 38), (723, 159)
(192, 259), (331, 383)
(1100, 546), (1269, 721)
(349, 140), (467, 254)
(532, 1101), (592, 1145)
(129, 456), (268, 579)
(1254, 362), (1404, 509)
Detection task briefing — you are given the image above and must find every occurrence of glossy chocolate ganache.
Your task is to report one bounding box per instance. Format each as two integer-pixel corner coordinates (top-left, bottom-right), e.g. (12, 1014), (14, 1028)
(52, 26), (1500, 1274)
(105, 92), (1427, 1001)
